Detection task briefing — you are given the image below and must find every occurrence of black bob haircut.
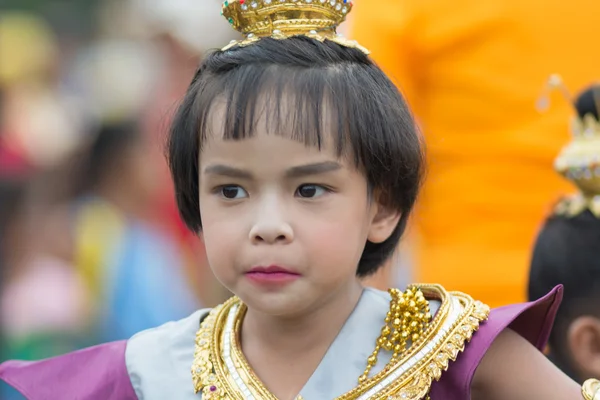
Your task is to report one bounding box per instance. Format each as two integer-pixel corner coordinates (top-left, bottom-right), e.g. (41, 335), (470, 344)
(528, 84), (600, 380)
(167, 37), (424, 277)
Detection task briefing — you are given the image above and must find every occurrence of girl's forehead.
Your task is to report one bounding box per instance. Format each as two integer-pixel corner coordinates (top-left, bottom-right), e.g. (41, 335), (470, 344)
(202, 98), (344, 158)
(201, 129), (343, 166)
(203, 92), (342, 142)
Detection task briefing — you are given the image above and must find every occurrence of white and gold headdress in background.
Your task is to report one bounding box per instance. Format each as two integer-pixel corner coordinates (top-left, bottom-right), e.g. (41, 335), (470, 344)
(538, 75), (600, 217)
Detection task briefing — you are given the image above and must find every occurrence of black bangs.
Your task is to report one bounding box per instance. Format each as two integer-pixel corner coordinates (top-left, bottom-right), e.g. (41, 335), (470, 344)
(197, 63), (333, 154)
(193, 50), (404, 167)
(168, 36), (424, 277)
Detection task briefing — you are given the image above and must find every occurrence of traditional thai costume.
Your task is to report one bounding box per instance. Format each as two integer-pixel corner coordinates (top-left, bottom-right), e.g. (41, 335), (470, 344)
(0, 285), (563, 399)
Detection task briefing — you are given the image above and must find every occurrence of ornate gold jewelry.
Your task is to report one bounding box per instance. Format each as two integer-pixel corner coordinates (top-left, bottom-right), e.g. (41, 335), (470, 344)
(538, 75), (600, 217)
(219, 0), (369, 54)
(582, 378), (600, 400)
(553, 110), (600, 217)
(359, 286), (432, 384)
(191, 285), (490, 400)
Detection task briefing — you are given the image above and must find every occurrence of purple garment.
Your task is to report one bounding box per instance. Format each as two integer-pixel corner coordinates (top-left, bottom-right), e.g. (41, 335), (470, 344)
(0, 341), (135, 400)
(430, 285), (562, 398)
(0, 286), (562, 400)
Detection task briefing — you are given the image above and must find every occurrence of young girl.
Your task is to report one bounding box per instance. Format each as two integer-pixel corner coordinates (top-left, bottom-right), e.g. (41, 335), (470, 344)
(0, 1), (597, 399)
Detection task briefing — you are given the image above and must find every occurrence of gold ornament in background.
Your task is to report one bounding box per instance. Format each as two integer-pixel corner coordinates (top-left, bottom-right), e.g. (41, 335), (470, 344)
(553, 111), (600, 217)
(537, 74), (600, 217)
(220, 0), (369, 54)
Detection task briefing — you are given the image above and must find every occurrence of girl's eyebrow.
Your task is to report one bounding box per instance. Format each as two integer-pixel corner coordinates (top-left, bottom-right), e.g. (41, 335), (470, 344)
(203, 161), (341, 180)
(203, 165), (253, 179)
(285, 161), (342, 178)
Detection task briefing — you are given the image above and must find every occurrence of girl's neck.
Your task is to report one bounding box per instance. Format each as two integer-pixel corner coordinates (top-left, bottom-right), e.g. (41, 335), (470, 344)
(238, 280), (364, 399)
(240, 280), (364, 360)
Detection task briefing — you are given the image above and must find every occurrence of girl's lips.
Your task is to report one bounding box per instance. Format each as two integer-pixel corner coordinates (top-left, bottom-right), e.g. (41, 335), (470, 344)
(248, 265), (298, 274)
(245, 265), (301, 285)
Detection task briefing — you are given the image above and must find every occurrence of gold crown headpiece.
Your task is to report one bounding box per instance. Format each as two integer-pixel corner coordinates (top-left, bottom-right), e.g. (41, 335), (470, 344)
(538, 75), (600, 217)
(220, 0), (368, 54)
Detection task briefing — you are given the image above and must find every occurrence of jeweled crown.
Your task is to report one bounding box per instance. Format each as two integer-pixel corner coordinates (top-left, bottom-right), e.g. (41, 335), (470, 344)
(220, 0), (368, 53)
(540, 75), (600, 217)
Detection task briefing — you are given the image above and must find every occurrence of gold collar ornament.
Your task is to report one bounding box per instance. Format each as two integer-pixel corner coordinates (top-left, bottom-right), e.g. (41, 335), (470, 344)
(191, 285), (489, 400)
(582, 378), (600, 400)
(219, 0), (369, 54)
(537, 75), (600, 217)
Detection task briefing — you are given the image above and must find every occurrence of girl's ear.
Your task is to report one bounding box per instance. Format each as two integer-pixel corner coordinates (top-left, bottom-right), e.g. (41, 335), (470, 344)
(567, 316), (600, 379)
(367, 193), (401, 244)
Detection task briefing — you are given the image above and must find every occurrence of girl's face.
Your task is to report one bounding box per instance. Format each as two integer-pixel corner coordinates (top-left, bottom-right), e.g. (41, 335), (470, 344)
(198, 110), (399, 317)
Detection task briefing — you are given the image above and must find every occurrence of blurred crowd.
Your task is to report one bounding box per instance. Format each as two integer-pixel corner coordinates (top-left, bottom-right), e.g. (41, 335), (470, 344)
(0, 0), (242, 376)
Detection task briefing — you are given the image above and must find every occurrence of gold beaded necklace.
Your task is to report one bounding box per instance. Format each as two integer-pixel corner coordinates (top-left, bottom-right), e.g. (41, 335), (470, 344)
(359, 287), (432, 384)
(192, 285), (489, 400)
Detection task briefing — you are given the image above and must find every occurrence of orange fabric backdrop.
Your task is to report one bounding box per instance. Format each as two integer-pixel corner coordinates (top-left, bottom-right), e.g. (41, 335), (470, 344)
(351, 0), (600, 307)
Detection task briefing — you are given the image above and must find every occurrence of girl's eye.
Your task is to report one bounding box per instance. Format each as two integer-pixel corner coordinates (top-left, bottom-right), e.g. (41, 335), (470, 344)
(296, 184), (328, 198)
(219, 185), (248, 199)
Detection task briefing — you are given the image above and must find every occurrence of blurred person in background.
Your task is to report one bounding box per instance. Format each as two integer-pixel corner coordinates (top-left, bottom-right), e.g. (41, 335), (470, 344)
(351, 0), (600, 307)
(528, 83), (600, 383)
(0, 182), (89, 361)
(0, 9), (100, 365)
(66, 120), (199, 342)
(67, 0), (241, 307)
(110, 0), (241, 305)
(0, 158), (86, 400)
(0, 75), (89, 365)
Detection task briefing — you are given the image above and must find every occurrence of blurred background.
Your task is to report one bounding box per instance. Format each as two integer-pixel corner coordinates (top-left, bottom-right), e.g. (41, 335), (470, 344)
(0, 2), (241, 396)
(0, 1), (599, 398)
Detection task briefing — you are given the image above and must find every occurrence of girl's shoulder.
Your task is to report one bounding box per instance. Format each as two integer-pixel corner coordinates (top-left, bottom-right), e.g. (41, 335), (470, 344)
(428, 284), (563, 399)
(126, 309), (210, 398)
(0, 309), (211, 400)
